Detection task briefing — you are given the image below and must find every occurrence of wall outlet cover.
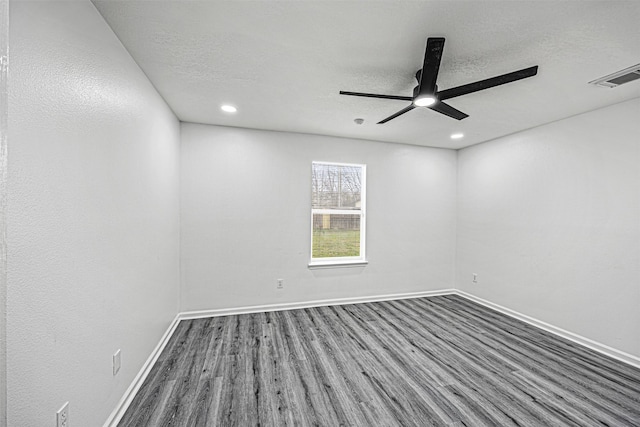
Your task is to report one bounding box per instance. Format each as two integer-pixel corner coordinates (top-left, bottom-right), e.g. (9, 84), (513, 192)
(113, 349), (121, 376)
(57, 401), (69, 427)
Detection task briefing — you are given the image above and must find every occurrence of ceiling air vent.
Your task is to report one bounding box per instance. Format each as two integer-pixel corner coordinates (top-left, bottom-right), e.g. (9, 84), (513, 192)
(589, 63), (640, 88)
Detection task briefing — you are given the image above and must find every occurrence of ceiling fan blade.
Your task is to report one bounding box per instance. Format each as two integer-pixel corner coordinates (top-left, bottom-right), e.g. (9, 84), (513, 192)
(418, 37), (445, 96)
(339, 91), (412, 101)
(437, 65), (538, 101)
(428, 101), (468, 120)
(377, 105), (415, 124)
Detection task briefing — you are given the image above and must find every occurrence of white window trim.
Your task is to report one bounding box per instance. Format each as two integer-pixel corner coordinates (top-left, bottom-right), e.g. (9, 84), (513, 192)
(312, 209), (360, 215)
(309, 161), (366, 268)
(308, 259), (368, 269)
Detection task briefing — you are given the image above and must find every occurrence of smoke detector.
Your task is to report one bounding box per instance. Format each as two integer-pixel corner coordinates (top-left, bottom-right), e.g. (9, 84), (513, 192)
(589, 63), (640, 88)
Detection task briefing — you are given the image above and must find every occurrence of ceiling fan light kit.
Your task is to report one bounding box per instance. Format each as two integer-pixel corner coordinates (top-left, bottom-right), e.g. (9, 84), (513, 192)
(221, 104), (237, 113)
(414, 96), (436, 107)
(340, 37), (539, 124)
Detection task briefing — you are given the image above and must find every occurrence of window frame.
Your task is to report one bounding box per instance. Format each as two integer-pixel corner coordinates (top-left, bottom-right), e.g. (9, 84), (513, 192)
(308, 161), (367, 268)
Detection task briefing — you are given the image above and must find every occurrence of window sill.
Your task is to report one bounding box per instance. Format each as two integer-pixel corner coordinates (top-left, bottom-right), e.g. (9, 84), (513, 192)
(308, 260), (368, 269)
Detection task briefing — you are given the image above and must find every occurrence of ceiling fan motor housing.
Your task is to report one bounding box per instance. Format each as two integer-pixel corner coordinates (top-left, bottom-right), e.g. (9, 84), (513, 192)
(412, 82), (438, 101)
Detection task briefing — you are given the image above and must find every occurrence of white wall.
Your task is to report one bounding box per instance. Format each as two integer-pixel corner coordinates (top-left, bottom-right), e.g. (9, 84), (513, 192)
(180, 123), (457, 311)
(0, 0), (7, 422)
(8, 2), (180, 425)
(456, 98), (640, 358)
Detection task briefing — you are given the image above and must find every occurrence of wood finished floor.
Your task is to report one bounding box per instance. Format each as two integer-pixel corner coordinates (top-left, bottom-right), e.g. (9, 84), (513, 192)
(118, 295), (640, 426)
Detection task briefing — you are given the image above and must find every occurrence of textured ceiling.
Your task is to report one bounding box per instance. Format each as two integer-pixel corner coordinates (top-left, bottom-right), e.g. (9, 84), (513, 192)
(93, 1), (640, 149)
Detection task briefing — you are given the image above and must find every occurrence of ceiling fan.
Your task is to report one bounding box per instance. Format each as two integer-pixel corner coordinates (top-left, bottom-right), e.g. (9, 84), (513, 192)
(340, 37), (538, 124)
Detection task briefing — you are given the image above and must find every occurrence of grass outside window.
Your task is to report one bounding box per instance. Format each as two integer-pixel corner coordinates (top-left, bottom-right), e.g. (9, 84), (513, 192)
(312, 229), (360, 258)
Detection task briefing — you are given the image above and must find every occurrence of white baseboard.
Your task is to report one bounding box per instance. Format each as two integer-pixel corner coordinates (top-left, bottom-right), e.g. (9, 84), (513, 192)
(455, 290), (640, 369)
(179, 289), (457, 320)
(105, 288), (640, 424)
(103, 314), (182, 427)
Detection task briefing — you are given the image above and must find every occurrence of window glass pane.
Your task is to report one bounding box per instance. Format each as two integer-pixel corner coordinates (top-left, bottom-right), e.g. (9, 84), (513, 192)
(312, 213), (360, 258)
(340, 166), (362, 209)
(312, 163), (362, 209)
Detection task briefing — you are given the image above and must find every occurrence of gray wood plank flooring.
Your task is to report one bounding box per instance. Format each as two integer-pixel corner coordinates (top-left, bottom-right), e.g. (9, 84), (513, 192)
(118, 295), (640, 426)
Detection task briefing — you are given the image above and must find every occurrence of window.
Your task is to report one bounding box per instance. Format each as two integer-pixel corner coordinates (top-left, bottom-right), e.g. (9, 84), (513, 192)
(310, 162), (366, 266)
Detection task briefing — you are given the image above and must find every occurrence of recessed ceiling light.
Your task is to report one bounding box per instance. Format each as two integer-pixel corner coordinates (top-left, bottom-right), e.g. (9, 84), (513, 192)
(450, 132), (464, 140)
(413, 96), (436, 107)
(221, 105), (237, 113)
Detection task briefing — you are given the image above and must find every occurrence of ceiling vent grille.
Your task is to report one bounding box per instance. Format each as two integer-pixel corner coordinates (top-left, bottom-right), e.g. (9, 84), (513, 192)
(589, 63), (640, 88)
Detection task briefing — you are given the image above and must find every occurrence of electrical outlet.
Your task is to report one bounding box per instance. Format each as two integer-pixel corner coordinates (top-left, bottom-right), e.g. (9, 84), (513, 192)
(113, 349), (121, 376)
(472, 273), (478, 284)
(277, 279), (284, 289)
(56, 402), (69, 427)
